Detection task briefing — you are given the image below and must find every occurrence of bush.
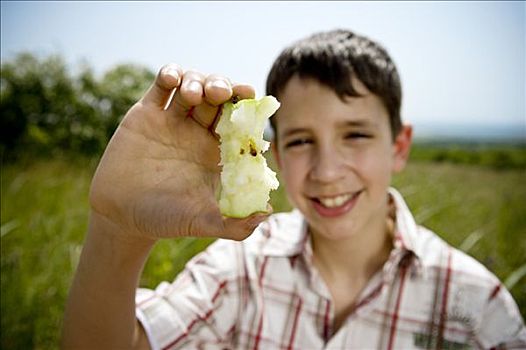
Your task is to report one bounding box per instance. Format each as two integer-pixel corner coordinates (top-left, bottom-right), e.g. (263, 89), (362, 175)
(1, 53), (155, 160)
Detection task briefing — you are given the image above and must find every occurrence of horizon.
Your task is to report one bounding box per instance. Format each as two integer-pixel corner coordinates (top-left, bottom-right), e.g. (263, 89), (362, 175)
(410, 121), (526, 141)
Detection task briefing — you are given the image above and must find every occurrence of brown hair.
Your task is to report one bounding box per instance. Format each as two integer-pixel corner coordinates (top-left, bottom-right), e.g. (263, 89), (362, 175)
(266, 29), (402, 140)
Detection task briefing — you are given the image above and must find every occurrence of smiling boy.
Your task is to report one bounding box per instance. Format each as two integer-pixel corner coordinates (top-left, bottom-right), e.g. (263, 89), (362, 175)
(270, 72), (407, 336)
(62, 29), (525, 349)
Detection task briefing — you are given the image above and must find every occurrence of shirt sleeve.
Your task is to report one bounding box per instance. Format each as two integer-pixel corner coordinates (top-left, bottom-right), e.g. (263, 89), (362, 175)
(135, 239), (245, 350)
(475, 282), (526, 348)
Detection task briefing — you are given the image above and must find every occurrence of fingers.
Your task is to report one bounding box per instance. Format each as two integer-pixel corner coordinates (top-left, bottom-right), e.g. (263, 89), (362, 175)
(168, 73), (235, 130)
(142, 64), (257, 114)
(179, 71), (206, 106)
(141, 64), (183, 108)
(232, 83), (256, 100)
(151, 65), (256, 130)
(204, 75), (233, 106)
(167, 70), (205, 118)
(189, 75), (233, 129)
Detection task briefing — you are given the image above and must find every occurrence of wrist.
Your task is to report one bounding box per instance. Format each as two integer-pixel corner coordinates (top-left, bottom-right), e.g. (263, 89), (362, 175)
(62, 211), (157, 349)
(78, 211), (157, 283)
(88, 210), (157, 251)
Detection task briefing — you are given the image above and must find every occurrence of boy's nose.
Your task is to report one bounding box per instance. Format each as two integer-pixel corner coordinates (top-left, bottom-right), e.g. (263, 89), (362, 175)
(309, 146), (346, 184)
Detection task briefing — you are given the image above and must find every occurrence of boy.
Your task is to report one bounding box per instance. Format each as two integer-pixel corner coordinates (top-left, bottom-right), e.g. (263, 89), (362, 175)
(62, 29), (525, 349)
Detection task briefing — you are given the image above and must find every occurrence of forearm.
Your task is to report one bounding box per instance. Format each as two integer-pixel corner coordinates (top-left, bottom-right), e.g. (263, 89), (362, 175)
(61, 212), (156, 349)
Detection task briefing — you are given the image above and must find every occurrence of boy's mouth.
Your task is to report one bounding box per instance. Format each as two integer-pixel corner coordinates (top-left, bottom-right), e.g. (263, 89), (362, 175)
(310, 191), (362, 217)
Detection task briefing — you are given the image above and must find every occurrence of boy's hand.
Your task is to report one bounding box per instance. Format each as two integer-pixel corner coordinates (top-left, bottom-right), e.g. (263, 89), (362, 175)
(89, 64), (268, 242)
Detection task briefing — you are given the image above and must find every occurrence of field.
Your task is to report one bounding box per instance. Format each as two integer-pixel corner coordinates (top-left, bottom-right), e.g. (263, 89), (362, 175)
(1, 148), (525, 349)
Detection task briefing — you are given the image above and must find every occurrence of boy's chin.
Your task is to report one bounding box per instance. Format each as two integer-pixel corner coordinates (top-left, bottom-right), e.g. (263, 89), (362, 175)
(307, 220), (361, 241)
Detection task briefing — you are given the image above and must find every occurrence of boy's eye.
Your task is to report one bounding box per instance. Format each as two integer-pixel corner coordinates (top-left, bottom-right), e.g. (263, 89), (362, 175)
(345, 132), (371, 139)
(285, 138), (312, 148)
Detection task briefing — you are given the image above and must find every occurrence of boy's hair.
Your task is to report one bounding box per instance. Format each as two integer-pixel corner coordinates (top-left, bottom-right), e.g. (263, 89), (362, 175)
(266, 29), (402, 140)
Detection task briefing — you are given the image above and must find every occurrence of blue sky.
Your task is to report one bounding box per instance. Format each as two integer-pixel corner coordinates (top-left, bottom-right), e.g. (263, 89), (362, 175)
(1, 1), (525, 135)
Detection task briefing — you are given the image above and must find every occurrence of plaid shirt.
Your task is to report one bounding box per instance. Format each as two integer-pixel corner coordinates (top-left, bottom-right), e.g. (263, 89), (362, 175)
(136, 188), (526, 349)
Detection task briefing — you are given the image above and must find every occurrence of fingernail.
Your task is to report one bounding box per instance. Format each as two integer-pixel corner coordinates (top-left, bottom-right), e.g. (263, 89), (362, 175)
(165, 66), (179, 78)
(186, 81), (202, 94)
(211, 79), (230, 90)
(168, 73), (181, 87)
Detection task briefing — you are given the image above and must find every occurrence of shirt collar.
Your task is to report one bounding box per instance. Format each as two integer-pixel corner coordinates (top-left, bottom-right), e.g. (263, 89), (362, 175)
(246, 209), (308, 257)
(251, 187), (423, 262)
(388, 187), (424, 261)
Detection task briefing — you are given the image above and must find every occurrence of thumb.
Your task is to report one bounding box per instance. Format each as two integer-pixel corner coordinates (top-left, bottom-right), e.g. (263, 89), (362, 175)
(183, 201), (272, 240)
(220, 210), (272, 241)
(141, 64), (182, 109)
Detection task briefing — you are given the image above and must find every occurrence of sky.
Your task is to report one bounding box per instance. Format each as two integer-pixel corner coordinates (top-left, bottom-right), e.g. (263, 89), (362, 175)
(1, 1), (525, 137)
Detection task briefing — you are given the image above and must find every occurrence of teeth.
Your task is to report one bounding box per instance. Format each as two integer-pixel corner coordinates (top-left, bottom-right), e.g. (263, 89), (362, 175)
(319, 194), (353, 208)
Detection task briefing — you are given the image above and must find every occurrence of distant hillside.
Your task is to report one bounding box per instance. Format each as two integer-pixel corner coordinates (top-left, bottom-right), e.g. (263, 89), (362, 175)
(410, 141), (526, 170)
(412, 122), (525, 143)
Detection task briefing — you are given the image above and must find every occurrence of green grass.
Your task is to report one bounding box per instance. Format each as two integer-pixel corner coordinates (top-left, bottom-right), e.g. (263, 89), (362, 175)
(1, 155), (525, 349)
(1, 157), (95, 349)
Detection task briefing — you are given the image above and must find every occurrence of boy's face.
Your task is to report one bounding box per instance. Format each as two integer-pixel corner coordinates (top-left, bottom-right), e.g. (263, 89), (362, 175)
(272, 75), (412, 240)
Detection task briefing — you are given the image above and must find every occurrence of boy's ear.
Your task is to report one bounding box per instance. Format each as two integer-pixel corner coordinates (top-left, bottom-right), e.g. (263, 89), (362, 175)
(392, 125), (413, 173)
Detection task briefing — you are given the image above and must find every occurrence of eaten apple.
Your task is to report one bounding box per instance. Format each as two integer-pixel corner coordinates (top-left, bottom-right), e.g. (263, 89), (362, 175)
(215, 96), (280, 218)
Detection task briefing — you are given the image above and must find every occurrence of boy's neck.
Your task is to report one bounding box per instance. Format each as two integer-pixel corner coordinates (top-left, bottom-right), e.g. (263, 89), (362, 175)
(310, 205), (394, 283)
